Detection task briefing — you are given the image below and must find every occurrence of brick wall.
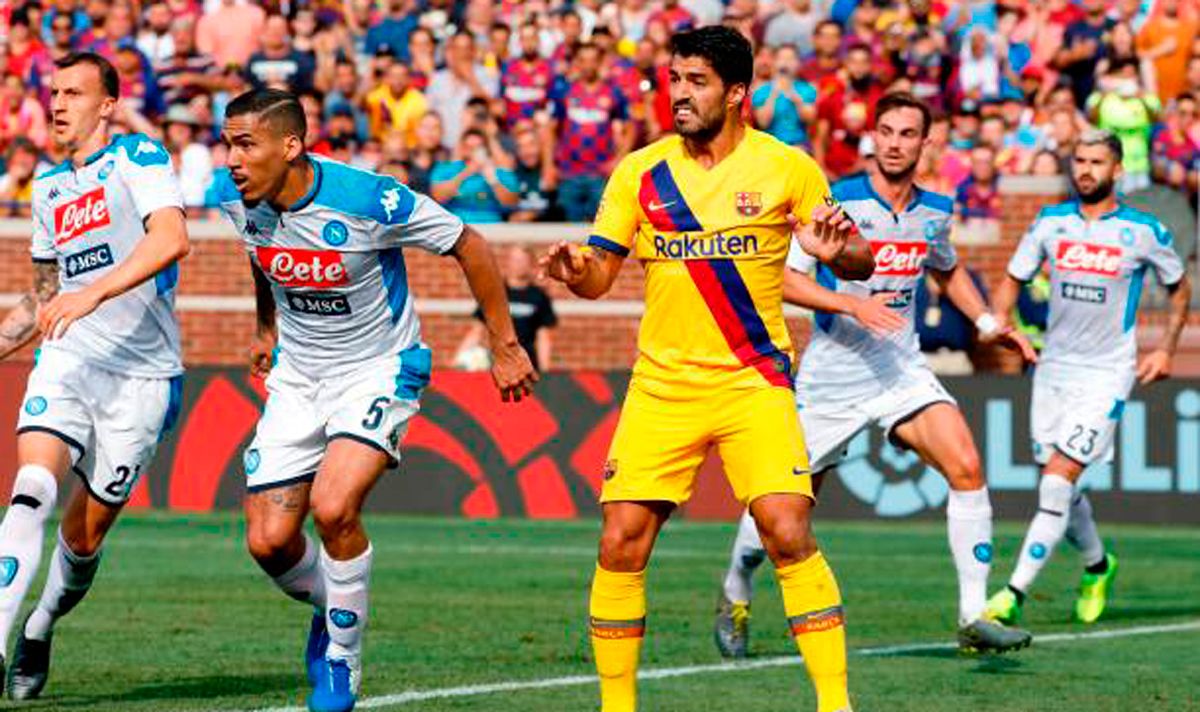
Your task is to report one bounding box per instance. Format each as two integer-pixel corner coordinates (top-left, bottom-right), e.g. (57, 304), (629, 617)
(1, 180), (1196, 371)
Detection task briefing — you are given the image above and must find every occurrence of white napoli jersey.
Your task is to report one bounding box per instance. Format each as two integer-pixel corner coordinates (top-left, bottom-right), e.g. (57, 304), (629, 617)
(791, 173), (956, 398)
(31, 133), (185, 378)
(1008, 200), (1185, 384)
(215, 156), (464, 380)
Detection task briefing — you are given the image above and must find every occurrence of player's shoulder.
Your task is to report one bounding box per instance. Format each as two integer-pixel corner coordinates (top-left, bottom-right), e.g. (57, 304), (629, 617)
(745, 128), (822, 174)
(111, 132), (170, 167)
(309, 155), (415, 226)
(33, 160), (71, 185)
(911, 185), (954, 216)
(1033, 199), (1080, 225)
(830, 171), (874, 203)
(211, 167), (243, 207)
(613, 134), (682, 175)
(1111, 202), (1172, 246)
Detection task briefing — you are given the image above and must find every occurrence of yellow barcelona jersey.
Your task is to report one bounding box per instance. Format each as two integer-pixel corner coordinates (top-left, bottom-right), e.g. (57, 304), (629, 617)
(588, 129), (833, 396)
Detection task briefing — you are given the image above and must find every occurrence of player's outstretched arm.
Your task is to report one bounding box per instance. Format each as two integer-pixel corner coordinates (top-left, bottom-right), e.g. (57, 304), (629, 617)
(990, 274), (1023, 329)
(451, 226), (538, 402)
(1138, 275), (1192, 384)
(782, 267), (905, 335)
(0, 261), (58, 360)
(538, 242), (624, 300)
(248, 258), (277, 378)
(934, 264), (1037, 364)
(39, 207), (190, 340)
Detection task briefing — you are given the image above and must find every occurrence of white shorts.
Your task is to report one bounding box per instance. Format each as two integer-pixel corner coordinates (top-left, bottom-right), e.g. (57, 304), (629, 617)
(1031, 373), (1129, 466)
(244, 346), (431, 492)
(16, 348), (183, 505)
(798, 365), (956, 472)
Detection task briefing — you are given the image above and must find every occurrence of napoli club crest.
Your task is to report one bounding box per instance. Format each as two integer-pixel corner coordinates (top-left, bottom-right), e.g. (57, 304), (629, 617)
(735, 192), (762, 217)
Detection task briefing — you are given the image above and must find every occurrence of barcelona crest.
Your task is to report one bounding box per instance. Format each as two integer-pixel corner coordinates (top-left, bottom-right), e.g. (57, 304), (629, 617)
(735, 191), (762, 217)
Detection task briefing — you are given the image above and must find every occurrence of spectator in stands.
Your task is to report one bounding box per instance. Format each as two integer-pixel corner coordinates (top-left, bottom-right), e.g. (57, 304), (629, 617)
(1030, 150), (1063, 177)
(500, 23), (556, 129)
(958, 27), (1002, 103)
(752, 44), (817, 149)
(407, 111), (450, 195)
(814, 43), (881, 179)
(158, 17), (221, 107)
(457, 245), (557, 372)
(138, 1), (175, 68)
(0, 138), (38, 217)
(113, 41), (165, 120)
(956, 145), (1002, 221)
(550, 9), (584, 75)
(244, 15), (315, 93)
(427, 31), (499, 149)
(1088, 58), (1160, 192)
(764, 0), (818, 56)
(1137, 0), (1195, 103)
(324, 60), (369, 142)
(509, 123), (558, 223)
(1043, 106), (1081, 174)
(163, 104), (213, 212)
(648, 0), (695, 34)
(366, 0), (420, 61)
(1055, 0), (1112, 107)
(407, 27), (437, 90)
(1098, 22), (1155, 92)
(431, 128), (519, 224)
(550, 41), (631, 222)
(196, 0), (266, 69)
(0, 74), (47, 152)
(366, 62), (427, 147)
(800, 19), (842, 87)
(1152, 93), (1200, 193)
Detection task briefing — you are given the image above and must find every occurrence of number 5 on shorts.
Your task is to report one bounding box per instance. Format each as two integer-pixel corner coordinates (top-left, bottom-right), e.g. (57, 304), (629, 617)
(362, 397), (391, 430)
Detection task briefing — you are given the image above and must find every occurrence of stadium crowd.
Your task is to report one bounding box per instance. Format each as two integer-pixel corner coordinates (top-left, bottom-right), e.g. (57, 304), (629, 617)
(0, 0), (1196, 223)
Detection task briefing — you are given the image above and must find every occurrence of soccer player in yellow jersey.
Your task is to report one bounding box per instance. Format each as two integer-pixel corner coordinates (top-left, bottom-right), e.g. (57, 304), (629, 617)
(541, 27), (873, 712)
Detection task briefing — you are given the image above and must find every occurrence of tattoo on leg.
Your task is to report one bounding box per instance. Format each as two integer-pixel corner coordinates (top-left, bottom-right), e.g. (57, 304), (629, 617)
(266, 483), (307, 512)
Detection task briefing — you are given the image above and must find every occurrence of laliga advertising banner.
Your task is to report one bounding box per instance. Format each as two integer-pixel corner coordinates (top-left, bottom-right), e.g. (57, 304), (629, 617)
(0, 366), (1196, 523)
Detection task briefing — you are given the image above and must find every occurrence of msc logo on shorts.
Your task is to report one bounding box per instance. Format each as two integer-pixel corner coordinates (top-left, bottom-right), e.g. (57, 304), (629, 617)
(23, 396), (47, 416)
(64, 243), (114, 278)
(285, 291), (352, 316)
(243, 448), (261, 474)
(323, 220), (349, 247)
(329, 608), (358, 629)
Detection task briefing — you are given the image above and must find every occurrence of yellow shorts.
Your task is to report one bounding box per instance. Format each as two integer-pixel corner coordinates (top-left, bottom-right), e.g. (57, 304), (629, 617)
(600, 381), (812, 505)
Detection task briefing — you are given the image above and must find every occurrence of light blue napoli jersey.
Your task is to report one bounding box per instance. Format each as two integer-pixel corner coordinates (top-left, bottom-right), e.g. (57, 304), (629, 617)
(1008, 200), (1185, 382)
(789, 172), (956, 398)
(215, 156), (464, 380)
(31, 133), (185, 378)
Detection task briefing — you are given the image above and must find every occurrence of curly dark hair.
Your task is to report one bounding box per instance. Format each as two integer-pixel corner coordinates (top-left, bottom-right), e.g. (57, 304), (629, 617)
(669, 26), (753, 90)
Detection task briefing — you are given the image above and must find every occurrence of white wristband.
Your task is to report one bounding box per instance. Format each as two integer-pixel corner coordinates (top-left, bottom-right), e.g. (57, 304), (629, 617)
(975, 312), (1000, 338)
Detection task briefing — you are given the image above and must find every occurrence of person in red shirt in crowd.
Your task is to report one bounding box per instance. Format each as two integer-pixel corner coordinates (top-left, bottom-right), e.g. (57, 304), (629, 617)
(0, 74), (47, 152)
(647, 0), (695, 33)
(407, 27), (436, 90)
(1152, 93), (1200, 192)
(956, 144), (1002, 220)
(814, 43), (884, 178)
(501, 22), (556, 129)
(7, 8), (49, 82)
(548, 41), (633, 222)
(800, 19), (843, 89)
(550, 9), (584, 76)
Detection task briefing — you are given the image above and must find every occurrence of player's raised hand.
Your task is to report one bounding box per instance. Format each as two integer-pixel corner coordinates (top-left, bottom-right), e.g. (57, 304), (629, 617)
(248, 329), (277, 379)
(539, 242), (594, 286)
(791, 205), (857, 264)
(491, 340), (539, 403)
(1136, 348), (1172, 384)
(850, 293), (907, 335)
(38, 288), (102, 341)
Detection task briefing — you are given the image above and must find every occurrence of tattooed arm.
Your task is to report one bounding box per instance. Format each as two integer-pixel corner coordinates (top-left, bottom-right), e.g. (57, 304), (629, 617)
(0, 261), (58, 360)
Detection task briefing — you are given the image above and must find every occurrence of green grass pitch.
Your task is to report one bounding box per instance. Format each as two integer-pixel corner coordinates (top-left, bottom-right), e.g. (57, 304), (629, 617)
(2, 514), (1197, 711)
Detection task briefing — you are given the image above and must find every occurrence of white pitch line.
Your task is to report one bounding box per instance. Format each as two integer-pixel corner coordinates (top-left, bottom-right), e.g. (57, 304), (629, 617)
(231, 619), (1200, 712)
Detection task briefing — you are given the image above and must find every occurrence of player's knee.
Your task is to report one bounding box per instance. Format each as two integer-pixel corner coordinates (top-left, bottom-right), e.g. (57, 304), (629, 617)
(312, 498), (362, 543)
(942, 449), (983, 490)
(597, 526), (653, 572)
(246, 519), (301, 568)
(757, 515), (817, 565)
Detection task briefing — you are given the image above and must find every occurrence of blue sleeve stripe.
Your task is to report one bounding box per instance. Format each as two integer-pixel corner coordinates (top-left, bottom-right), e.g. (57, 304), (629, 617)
(155, 263), (179, 296)
(587, 235), (630, 257)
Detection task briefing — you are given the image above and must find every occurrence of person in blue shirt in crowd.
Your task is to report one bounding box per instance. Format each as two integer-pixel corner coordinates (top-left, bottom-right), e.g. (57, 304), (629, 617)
(430, 128), (520, 224)
(752, 44), (818, 149)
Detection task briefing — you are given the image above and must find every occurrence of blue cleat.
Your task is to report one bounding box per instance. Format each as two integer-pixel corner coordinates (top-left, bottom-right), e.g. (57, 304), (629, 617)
(308, 658), (356, 712)
(305, 612), (329, 685)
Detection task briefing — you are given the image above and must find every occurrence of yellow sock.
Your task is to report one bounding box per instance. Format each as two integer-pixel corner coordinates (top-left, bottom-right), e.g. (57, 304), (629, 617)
(777, 552), (850, 712)
(589, 565), (646, 712)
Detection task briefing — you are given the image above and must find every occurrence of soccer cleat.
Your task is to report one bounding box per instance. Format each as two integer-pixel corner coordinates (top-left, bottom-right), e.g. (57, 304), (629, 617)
(7, 629), (52, 701)
(306, 611), (329, 685)
(713, 592), (751, 658)
(1076, 553), (1119, 624)
(985, 587), (1023, 626)
(308, 657), (356, 712)
(957, 618), (1033, 654)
